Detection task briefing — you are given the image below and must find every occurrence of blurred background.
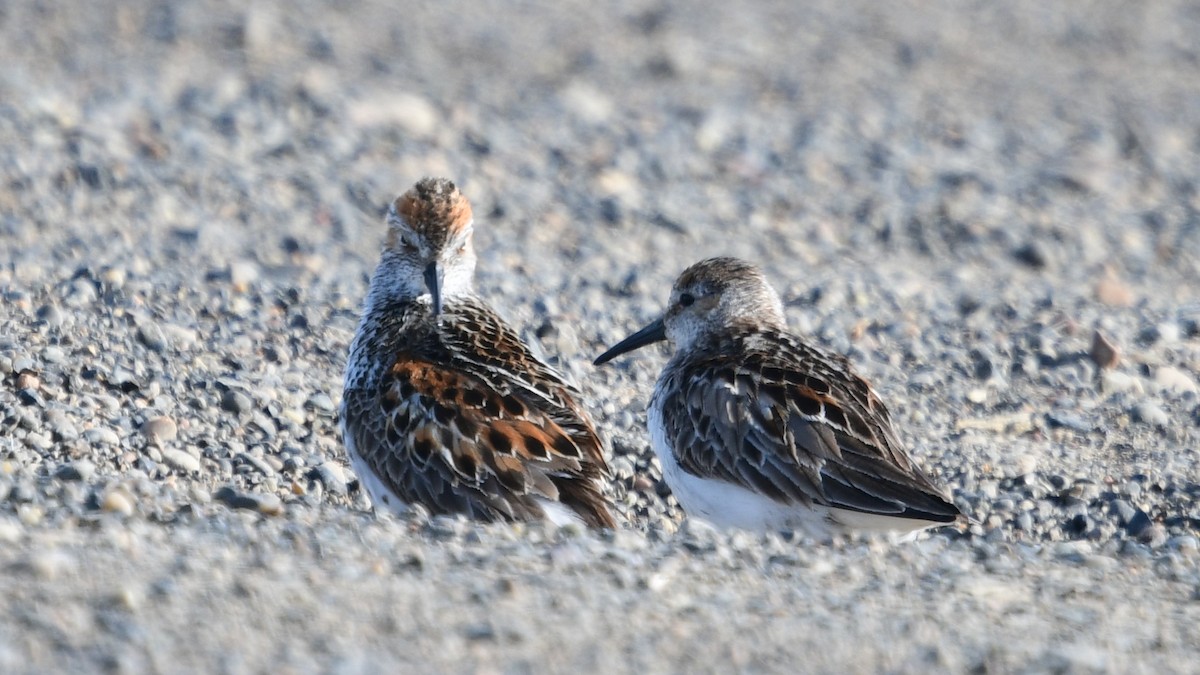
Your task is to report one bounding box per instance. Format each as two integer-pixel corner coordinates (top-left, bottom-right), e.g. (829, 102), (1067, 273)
(4, 1), (1198, 296)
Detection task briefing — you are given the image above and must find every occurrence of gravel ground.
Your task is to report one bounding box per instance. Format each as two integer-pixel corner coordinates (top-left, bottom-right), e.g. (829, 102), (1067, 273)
(3, 1), (1200, 672)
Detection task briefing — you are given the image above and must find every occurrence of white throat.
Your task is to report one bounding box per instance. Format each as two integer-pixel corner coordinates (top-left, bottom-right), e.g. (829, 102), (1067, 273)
(363, 252), (476, 313)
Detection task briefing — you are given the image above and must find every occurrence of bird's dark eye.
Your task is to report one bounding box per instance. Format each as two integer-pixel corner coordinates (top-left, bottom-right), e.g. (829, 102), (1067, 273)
(679, 292), (695, 307)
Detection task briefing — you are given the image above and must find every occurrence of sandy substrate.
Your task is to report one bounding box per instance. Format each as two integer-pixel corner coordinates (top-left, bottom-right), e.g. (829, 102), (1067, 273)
(2, 1), (1200, 672)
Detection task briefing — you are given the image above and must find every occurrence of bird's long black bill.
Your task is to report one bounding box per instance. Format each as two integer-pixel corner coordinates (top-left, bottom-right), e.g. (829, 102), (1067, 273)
(593, 317), (666, 365)
(424, 262), (443, 317)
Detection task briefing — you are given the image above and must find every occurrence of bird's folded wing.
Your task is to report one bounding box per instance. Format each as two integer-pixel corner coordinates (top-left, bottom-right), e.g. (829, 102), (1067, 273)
(664, 347), (957, 522)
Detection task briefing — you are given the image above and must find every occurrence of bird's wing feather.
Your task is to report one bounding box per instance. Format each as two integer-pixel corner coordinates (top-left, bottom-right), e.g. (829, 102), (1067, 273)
(660, 330), (959, 522)
(343, 298), (613, 527)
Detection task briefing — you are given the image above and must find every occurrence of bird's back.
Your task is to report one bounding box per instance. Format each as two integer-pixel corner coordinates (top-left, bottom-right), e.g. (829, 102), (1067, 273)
(341, 296), (614, 528)
(652, 325), (960, 529)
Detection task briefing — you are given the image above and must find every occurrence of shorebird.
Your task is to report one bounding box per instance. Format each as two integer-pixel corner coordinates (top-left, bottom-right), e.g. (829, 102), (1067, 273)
(594, 257), (960, 537)
(341, 177), (615, 528)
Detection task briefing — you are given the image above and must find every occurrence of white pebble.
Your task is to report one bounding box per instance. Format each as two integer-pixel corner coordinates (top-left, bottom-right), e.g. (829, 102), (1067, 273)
(162, 449), (201, 474)
(1155, 366), (1198, 395)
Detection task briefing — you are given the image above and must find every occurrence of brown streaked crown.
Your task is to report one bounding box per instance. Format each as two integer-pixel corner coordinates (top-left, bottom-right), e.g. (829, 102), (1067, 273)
(391, 177), (474, 248)
(673, 257), (765, 296)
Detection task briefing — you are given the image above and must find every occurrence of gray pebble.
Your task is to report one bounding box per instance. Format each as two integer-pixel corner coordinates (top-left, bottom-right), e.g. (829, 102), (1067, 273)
(35, 304), (66, 328)
(305, 393), (336, 415)
(236, 452), (276, 477)
(108, 367), (141, 391)
(1110, 499), (1137, 525)
(1142, 524), (1169, 547)
(1064, 513), (1093, 536)
(249, 412), (277, 438)
(1124, 510), (1153, 538)
(1045, 412), (1091, 433)
(64, 278), (97, 307)
(1168, 536), (1198, 553)
(137, 323), (169, 352)
(282, 455), (307, 472)
(162, 325), (198, 350)
(464, 622), (496, 642)
(1125, 481), (1143, 500)
(679, 518), (720, 553)
(84, 427), (121, 446)
(221, 390), (253, 415)
(610, 456), (635, 480)
(1016, 512), (1034, 531)
(54, 460), (96, 482)
(9, 482), (36, 504)
(212, 486), (283, 515)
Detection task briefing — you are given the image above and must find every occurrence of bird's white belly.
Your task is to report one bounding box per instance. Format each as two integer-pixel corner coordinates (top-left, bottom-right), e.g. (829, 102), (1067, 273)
(648, 396), (838, 538)
(648, 397), (939, 539)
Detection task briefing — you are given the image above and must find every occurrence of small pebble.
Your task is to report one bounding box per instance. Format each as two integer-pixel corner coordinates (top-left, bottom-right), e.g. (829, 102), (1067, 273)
(236, 452), (277, 477)
(41, 346), (66, 364)
(114, 585), (144, 611)
(100, 488), (135, 516)
(137, 323), (169, 352)
(162, 449), (201, 474)
(84, 427), (121, 446)
(24, 432), (52, 450)
(28, 549), (73, 580)
(141, 416), (178, 444)
(55, 460), (96, 482)
(17, 504), (44, 526)
(1095, 273), (1134, 307)
(1089, 330), (1119, 370)
(1141, 524), (1168, 547)
(45, 410), (80, 441)
(16, 372), (39, 391)
(213, 486), (283, 515)
(1155, 367), (1198, 395)
(1168, 536), (1198, 553)
(1045, 412), (1091, 433)
(1132, 400), (1169, 428)
(1110, 499), (1137, 525)
(309, 462), (347, 495)
(1124, 510), (1153, 538)
(36, 304), (65, 328)
(221, 390), (253, 415)
(0, 517), (21, 543)
(229, 260), (261, 292)
(1100, 371), (1143, 395)
(305, 393), (336, 414)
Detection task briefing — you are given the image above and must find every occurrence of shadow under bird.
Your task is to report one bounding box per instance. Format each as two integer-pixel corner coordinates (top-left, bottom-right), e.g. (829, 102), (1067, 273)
(594, 257), (961, 537)
(341, 177), (615, 528)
